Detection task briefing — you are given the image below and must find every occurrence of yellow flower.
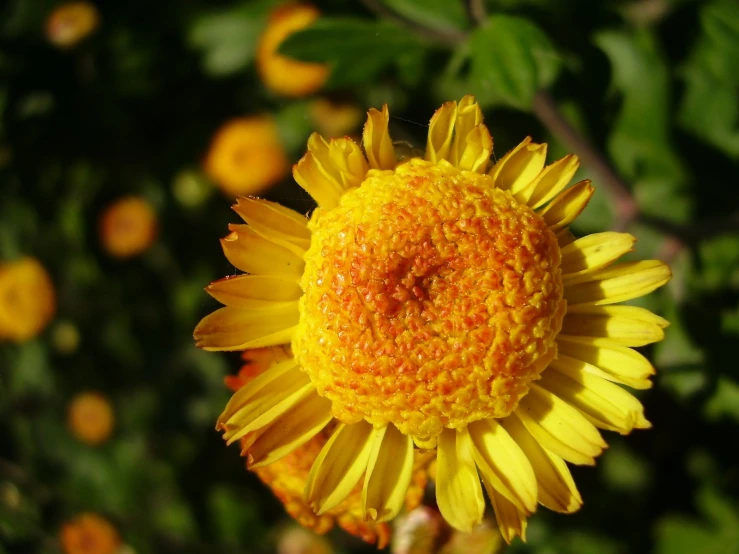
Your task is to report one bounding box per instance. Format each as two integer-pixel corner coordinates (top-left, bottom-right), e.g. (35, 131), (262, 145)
(60, 513), (120, 554)
(195, 97), (671, 542)
(68, 392), (115, 445)
(257, 4), (329, 98)
(310, 98), (364, 138)
(204, 117), (289, 197)
(45, 2), (100, 48)
(0, 257), (55, 342)
(225, 350), (428, 547)
(99, 196), (157, 259)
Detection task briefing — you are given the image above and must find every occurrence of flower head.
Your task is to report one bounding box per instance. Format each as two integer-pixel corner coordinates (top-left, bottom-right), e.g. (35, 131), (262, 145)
(205, 116), (289, 197)
(59, 513), (120, 554)
(196, 97), (671, 542)
(257, 5), (329, 98)
(99, 196), (157, 259)
(0, 257), (55, 342)
(68, 392), (115, 445)
(45, 2), (99, 48)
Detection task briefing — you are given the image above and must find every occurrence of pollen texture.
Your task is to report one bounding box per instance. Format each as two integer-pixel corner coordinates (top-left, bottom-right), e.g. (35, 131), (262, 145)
(294, 159), (565, 438)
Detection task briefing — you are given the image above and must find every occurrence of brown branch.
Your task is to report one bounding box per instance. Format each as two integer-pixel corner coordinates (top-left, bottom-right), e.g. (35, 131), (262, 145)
(359, 0), (467, 46)
(469, 0), (487, 25)
(532, 90), (639, 230)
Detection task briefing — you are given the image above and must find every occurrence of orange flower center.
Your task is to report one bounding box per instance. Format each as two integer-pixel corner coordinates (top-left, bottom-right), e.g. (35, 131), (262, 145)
(294, 159), (565, 438)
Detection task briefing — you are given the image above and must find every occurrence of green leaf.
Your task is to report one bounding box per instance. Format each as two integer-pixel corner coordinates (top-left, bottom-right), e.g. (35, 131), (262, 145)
(465, 15), (560, 110)
(188, 0), (276, 77)
(595, 30), (690, 223)
(678, 0), (739, 158)
(382, 0), (468, 33)
(208, 484), (266, 545)
(601, 441), (651, 493)
(279, 18), (428, 88)
(656, 488), (739, 554)
(695, 234), (739, 292)
(703, 376), (739, 424)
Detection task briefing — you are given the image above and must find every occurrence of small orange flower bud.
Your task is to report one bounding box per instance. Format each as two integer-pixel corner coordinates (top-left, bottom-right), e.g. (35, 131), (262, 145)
(45, 2), (100, 48)
(0, 257), (55, 342)
(59, 513), (120, 554)
(257, 5), (329, 97)
(204, 116), (289, 197)
(67, 392), (114, 445)
(99, 196), (157, 259)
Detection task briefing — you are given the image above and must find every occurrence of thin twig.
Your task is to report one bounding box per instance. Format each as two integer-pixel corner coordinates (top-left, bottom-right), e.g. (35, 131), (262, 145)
(469, 0), (487, 25)
(359, 0), (467, 46)
(532, 90), (639, 230)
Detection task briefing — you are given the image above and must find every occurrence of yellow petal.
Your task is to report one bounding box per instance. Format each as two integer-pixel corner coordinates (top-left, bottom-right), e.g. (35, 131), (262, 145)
(458, 124), (493, 173)
(436, 428), (485, 532)
(556, 228), (576, 248)
(293, 135), (368, 209)
(489, 137), (547, 192)
(555, 336), (655, 389)
(232, 197), (311, 251)
(305, 421), (376, 514)
(515, 384), (606, 466)
(205, 275), (301, 307)
(363, 105), (396, 170)
(450, 96), (492, 172)
(362, 425), (414, 522)
(561, 305), (668, 347)
(515, 154), (579, 207)
(539, 180), (594, 230)
(246, 392), (333, 468)
(502, 415), (582, 514)
(541, 362), (651, 434)
(193, 304), (297, 351)
(425, 101), (457, 163)
(221, 225), (305, 276)
(217, 360), (310, 444)
(560, 232), (636, 280)
(468, 419), (537, 514)
(488, 486), (528, 544)
(564, 260), (672, 305)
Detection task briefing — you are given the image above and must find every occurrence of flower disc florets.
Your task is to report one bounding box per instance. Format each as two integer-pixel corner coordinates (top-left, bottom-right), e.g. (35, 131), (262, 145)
(294, 159), (565, 438)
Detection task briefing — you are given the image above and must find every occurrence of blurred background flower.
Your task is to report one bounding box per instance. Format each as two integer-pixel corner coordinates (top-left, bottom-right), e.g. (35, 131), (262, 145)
(1, 0), (738, 553)
(45, 1), (100, 49)
(59, 513), (120, 554)
(98, 197), (158, 259)
(67, 392), (115, 446)
(204, 116), (289, 197)
(257, 4), (329, 97)
(0, 257), (55, 342)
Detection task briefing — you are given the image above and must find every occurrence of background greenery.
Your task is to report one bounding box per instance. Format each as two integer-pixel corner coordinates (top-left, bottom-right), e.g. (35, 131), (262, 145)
(1, 0), (738, 552)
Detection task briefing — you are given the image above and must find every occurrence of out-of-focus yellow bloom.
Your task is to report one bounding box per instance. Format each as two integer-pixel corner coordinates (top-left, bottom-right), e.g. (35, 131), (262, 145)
(204, 117), (289, 197)
(310, 98), (364, 138)
(99, 196), (157, 259)
(45, 2), (100, 48)
(60, 513), (120, 554)
(0, 257), (55, 342)
(68, 392), (114, 445)
(257, 5), (329, 97)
